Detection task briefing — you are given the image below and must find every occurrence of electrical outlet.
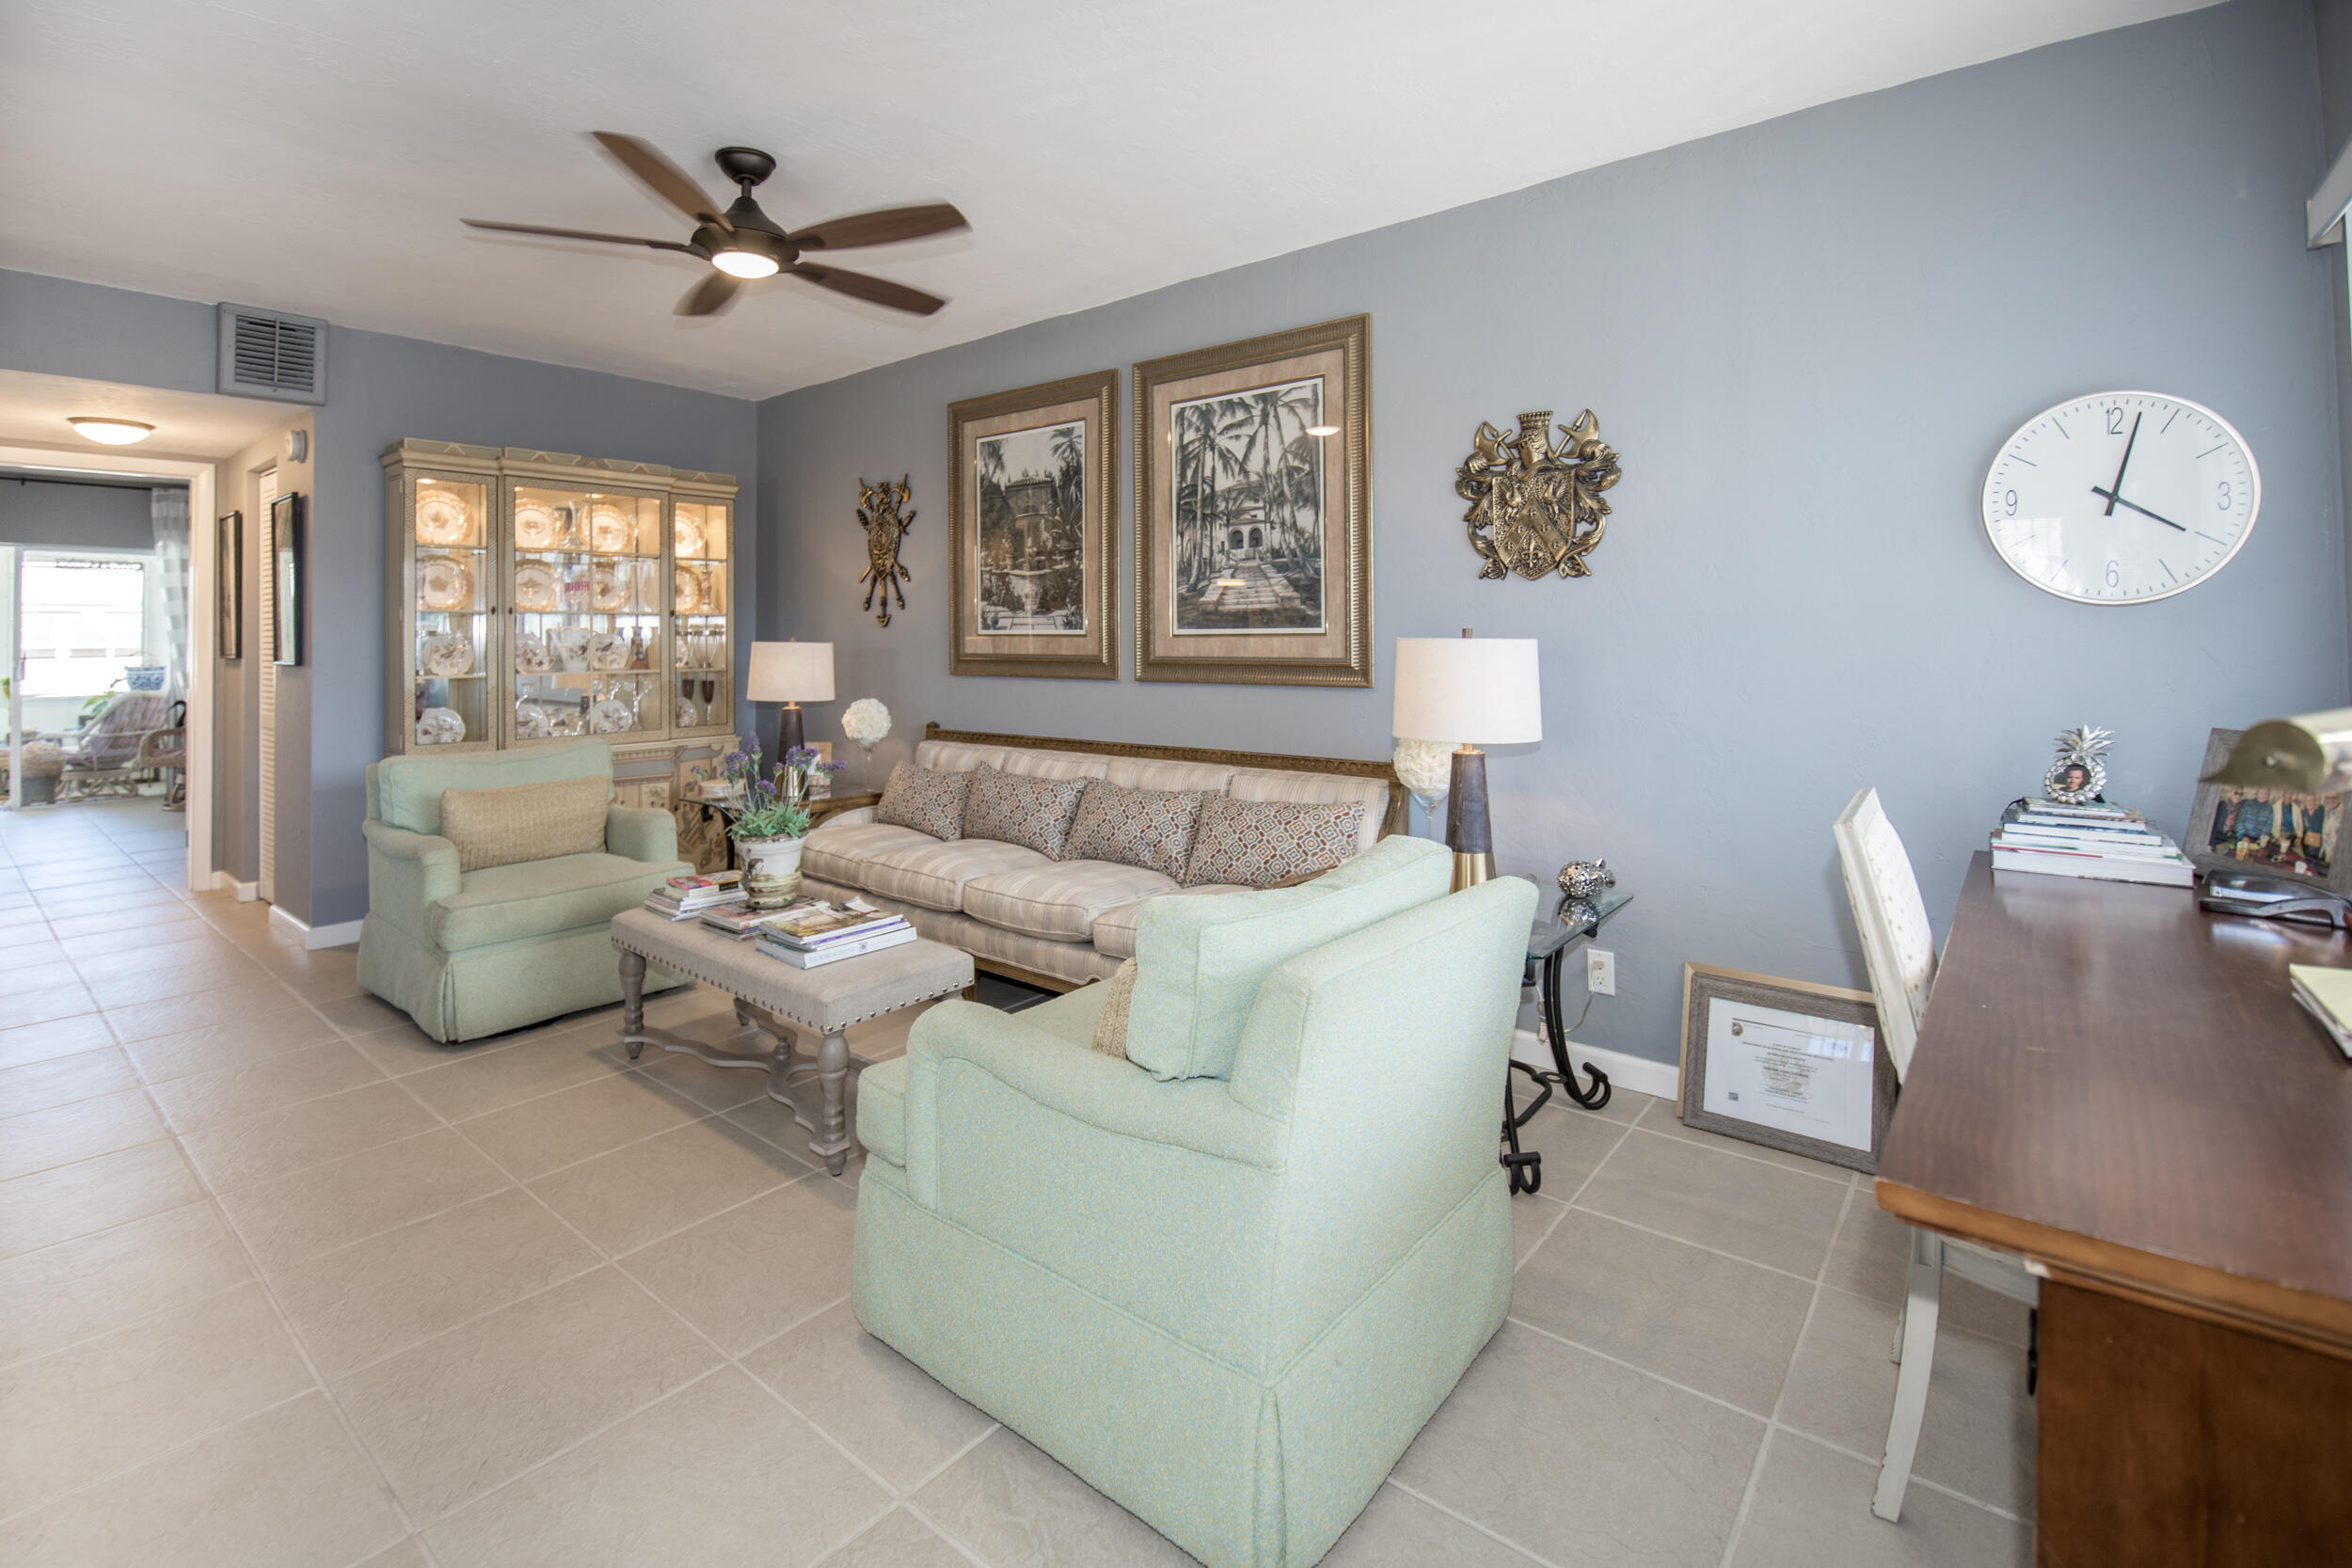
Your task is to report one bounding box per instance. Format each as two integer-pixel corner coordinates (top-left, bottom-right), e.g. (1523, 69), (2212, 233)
(1586, 948), (1616, 996)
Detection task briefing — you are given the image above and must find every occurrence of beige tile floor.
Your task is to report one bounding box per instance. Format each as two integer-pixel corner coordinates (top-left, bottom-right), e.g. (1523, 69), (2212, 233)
(0, 799), (2035, 1566)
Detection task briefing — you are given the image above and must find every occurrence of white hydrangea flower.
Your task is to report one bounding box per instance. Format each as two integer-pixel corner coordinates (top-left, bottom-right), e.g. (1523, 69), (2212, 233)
(1392, 738), (1454, 800)
(841, 697), (892, 748)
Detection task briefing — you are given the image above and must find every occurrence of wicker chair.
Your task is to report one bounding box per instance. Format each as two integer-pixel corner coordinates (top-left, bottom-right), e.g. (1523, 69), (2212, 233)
(57, 692), (175, 800)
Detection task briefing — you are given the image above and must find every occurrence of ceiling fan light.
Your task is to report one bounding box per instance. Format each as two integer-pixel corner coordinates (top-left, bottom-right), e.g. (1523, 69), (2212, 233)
(712, 248), (780, 279)
(68, 417), (155, 446)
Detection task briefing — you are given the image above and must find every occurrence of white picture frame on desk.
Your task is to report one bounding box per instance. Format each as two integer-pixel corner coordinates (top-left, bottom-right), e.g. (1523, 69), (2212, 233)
(1677, 963), (1898, 1175)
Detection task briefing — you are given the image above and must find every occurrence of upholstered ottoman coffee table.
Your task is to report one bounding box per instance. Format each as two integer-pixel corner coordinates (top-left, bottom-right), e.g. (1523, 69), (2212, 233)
(610, 909), (975, 1175)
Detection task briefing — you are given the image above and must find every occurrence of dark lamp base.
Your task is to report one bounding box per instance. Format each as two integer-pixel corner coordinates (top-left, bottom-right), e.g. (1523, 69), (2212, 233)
(1445, 748), (1496, 895)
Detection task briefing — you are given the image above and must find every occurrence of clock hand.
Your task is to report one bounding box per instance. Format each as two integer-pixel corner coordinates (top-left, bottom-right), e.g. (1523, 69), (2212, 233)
(2089, 485), (2188, 531)
(2101, 412), (2142, 516)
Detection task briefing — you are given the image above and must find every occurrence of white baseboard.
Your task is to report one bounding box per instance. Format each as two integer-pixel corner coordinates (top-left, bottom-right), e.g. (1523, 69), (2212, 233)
(205, 871), (261, 901)
(267, 904), (363, 951)
(1512, 1027), (1679, 1102)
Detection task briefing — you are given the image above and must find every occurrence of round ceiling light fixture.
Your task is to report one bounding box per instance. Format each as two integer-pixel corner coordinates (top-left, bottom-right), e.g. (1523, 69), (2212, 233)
(68, 417), (155, 446)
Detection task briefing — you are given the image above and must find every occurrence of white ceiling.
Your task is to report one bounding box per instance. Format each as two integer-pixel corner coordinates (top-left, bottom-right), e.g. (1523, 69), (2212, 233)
(0, 370), (296, 460)
(2, 0), (2205, 402)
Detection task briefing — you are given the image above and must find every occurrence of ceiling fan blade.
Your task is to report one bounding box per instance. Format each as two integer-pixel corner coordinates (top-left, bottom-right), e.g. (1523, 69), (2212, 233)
(592, 132), (730, 230)
(789, 263), (946, 316)
(675, 271), (741, 317)
(461, 218), (696, 254)
(788, 203), (969, 252)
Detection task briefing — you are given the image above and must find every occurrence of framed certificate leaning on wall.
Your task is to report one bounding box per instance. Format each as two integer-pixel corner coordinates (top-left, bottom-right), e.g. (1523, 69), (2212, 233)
(1677, 963), (1897, 1175)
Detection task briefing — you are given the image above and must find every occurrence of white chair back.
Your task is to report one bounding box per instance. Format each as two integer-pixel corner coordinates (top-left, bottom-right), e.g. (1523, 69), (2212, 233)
(1834, 787), (1935, 1082)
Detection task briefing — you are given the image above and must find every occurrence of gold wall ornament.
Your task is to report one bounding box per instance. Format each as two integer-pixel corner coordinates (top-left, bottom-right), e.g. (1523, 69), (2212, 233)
(857, 475), (915, 626)
(1456, 409), (1623, 580)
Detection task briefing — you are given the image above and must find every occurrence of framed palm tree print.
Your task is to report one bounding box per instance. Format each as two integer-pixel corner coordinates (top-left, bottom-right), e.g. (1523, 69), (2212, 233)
(948, 370), (1118, 678)
(1134, 315), (1371, 686)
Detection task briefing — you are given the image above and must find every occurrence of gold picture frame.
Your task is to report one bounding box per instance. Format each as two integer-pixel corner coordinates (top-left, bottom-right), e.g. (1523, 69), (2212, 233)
(1133, 315), (1372, 686)
(948, 371), (1118, 679)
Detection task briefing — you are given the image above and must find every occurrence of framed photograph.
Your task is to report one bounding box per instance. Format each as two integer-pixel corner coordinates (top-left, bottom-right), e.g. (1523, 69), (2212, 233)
(1133, 315), (1372, 686)
(2188, 727), (2350, 896)
(216, 511), (243, 660)
(948, 371), (1117, 679)
(270, 491), (304, 666)
(1677, 963), (1897, 1175)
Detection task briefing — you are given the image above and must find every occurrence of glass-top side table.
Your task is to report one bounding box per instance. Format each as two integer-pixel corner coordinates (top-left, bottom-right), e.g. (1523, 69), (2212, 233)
(1503, 887), (1632, 1196)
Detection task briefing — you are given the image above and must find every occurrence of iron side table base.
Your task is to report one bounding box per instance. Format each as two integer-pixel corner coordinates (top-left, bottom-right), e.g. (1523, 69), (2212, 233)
(1502, 900), (1624, 1195)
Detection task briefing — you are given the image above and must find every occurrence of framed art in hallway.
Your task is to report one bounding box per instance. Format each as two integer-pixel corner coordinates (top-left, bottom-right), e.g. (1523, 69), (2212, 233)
(270, 491), (304, 665)
(216, 510), (242, 659)
(1134, 314), (1372, 686)
(1677, 962), (1896, 1174)
(948, 370), (1118, 678)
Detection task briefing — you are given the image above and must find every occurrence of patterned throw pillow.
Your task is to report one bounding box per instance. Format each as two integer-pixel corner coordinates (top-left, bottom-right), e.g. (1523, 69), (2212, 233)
(875, 764), (969, 842)
(1089, 958), (1139, 1061)
(1063, 783), (1212, 879)
(961, 764), (1091, 859)
(1183, 797), (1365, 888)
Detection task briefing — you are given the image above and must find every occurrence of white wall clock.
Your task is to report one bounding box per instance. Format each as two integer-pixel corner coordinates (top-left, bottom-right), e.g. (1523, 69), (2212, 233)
(1981, 391), (2259, 605)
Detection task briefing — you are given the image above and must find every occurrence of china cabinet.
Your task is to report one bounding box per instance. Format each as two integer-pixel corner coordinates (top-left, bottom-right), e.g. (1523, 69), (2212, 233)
(384, 441), (739, 759)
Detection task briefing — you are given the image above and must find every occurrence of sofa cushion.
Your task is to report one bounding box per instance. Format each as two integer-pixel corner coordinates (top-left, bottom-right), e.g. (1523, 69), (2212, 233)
(437, 773), (610, 872)
(916, 740), (1110, 783)
(1104, 756), (1236, 795)
(803, 819), (942, 889)
(961, 764), (1089, 859)
(432, 851), (683, 951)
(1227, 766), (1391, 852)
(1064, 783), (1213, 879)
(857, 1055), (910, 1166)
(1089, 883), (1252, 960)
(1090, 959), (1140, 1059)
(1183, 797), (1365, 888)
(374, 740), (612, 836)
(863, 838), (1054, 912)
(877, 764), (971, 841)
(1125, 834), (1450, 1081)
(963, 860), (1179, 942)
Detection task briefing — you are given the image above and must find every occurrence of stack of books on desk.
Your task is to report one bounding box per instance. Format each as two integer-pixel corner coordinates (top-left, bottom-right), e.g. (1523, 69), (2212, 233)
(1989, 798), (2193, 887)
(755, 901), (914, 969)
(2287, 965), (2352, 1060)
(643, 871), (747, 921)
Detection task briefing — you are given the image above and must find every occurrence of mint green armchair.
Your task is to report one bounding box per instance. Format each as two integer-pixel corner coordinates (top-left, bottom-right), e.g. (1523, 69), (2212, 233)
(358, 742), (689, 1042)
(851, 839), (1537, 1568)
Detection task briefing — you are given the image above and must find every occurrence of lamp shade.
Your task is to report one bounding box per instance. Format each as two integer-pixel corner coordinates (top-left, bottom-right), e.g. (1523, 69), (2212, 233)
(1391, 637), (1541, 745)
(747, 641), (834, 704)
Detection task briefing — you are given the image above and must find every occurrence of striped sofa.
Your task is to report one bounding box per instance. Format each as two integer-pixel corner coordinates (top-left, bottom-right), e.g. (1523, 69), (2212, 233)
(799, 729), (1400, 990)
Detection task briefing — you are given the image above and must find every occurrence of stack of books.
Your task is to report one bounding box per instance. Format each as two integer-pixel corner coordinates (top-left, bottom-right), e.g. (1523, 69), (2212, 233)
(2287, 964), (2352, 1060)
(1990, 798), (2193, 887)
(643, 870), (747, 921)
(698, 903), (779, 940)
(754, 901), (914, 969)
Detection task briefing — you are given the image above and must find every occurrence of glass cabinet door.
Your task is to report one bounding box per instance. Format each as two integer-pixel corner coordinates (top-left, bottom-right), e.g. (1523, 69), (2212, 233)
(409, 475), (493, 748)
(507, 483), (665, 744)
(670, 499), (731, 735)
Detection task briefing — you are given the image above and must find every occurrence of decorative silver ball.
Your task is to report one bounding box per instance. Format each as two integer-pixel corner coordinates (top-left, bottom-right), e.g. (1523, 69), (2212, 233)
(1556, 858), (1614, 902)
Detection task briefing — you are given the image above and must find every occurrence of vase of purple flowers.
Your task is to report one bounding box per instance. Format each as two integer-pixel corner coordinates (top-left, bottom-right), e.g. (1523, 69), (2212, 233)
(719, 738), (844, 910)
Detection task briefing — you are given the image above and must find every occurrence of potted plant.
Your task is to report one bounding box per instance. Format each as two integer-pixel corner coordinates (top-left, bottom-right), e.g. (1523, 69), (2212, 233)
(717, 739), (843, 910)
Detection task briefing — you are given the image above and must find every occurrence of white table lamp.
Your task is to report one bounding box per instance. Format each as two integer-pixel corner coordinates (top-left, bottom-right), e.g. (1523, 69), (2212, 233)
(1393, 631), (1541, 891)
(748, 640), (834, 758)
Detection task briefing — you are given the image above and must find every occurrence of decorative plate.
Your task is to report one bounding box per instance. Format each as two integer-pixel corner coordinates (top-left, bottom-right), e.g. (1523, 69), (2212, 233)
(549, 626), (592, 668)
(590, 501), (635, 554)
(586, 631), (629, 671)
(515, 702), (553, 739)
(415, 489), (470, 546)
(513, 631), (550, 673)
(548, 705), (586, 736)
(674, 564), (705, 614)
(676, 695), (701, 728)
(417, 555), (473, 613)
(419, 630), (473, 677)
(675, 509), (707, 560)
(513, 499), (559, 550)
(513, 561), (559, 613)
(588, 697), (635, 735)
(417, 706), (467, 746)
(589, 562), (630, 612)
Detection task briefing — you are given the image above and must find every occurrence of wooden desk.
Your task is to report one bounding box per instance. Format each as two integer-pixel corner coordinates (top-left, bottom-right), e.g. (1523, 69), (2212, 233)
(1877, 853), (2352, 1566)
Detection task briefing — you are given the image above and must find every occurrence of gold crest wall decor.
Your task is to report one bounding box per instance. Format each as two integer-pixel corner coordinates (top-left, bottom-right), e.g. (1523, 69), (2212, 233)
(1456, 409), (1623, 580)
(857, 475), (915, 626)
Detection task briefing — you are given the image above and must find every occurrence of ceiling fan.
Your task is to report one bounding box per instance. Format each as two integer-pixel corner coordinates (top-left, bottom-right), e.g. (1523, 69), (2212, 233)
(462, 132), (968, 318)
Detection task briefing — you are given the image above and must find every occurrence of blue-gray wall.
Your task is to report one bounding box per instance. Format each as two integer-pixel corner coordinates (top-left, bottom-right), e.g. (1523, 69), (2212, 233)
(0, 270), (757, 927)
(756, 0), (2347, 1067)
(0, 478), (158, 551)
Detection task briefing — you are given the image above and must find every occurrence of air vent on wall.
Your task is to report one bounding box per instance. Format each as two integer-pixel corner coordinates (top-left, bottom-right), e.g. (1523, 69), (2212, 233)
(216, 304), (327, 404)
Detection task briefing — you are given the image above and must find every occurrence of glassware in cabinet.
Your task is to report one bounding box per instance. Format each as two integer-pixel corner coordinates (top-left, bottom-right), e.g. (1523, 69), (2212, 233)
(507, 483), (665, 744)
(670, 496), (731, 734)
(406, 472), (494, 751)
